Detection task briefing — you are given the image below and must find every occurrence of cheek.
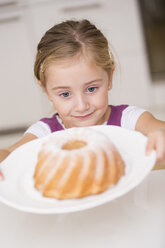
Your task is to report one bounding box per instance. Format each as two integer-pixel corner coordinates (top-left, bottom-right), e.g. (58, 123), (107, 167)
(95, 89), (109, 107)
(53, 100), (72, 116)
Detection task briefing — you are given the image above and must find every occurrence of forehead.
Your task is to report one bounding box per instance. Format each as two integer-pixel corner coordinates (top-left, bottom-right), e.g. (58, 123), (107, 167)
(45, 56), (106, 86)
(46, 54), (99, 71)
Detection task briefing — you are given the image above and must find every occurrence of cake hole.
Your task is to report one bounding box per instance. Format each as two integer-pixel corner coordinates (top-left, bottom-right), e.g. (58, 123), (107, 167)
(62, 140), (87, 150)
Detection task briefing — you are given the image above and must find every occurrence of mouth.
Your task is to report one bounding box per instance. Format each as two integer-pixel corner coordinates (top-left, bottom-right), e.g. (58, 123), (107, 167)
(73, 112), (94, 120)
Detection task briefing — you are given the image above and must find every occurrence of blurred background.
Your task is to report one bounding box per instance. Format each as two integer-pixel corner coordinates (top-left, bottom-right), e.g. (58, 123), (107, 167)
(0, 0), (165, 148)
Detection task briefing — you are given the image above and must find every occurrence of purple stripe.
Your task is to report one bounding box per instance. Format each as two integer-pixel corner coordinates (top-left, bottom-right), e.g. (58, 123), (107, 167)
(40, 114), (64, 132)
(40, 104), (129, 132)
(107, 105), (128, 126)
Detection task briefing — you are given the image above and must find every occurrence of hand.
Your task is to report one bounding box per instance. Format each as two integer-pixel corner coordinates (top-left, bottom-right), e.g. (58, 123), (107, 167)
(146, 129), (165, 164)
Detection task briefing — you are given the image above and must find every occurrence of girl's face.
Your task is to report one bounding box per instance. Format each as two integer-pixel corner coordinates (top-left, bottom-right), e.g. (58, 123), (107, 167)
(43, 57), (112, 128)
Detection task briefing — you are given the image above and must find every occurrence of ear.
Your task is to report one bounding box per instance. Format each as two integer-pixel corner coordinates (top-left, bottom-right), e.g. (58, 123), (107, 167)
(37, 80), (42, 86)
(37, 79), (46, 92)
(108, 66), (115, 91)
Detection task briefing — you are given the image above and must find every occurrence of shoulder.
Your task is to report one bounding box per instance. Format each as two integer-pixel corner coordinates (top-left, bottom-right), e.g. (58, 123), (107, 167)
(121, 105), (146, 130)
(40, 113), (64, 132)
(107, 104), (129, 126)
(25, 113), (64, 138)
(24, 121), (52, 138)
(107, 104), (146, 130)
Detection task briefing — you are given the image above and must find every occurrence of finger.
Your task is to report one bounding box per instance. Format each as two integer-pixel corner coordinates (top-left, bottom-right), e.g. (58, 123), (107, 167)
(0, 170), (4, 181)
(146, 136), (155, 155)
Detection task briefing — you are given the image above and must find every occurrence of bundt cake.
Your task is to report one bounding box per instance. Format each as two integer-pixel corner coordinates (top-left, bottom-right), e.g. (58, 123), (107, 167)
(33, 127), (125, 200)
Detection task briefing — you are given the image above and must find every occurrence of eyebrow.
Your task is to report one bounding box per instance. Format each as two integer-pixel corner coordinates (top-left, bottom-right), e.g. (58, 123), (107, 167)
(84, 79), (102, 85)
(52, 79), (102, 90)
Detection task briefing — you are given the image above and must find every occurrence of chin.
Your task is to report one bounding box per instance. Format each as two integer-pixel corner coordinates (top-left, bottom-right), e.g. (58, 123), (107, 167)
(73, 120), (99, 127)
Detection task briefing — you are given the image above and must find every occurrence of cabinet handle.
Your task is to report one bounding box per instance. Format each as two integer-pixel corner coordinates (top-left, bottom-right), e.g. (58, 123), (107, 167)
(60, 1), (102, 12)
(0, 1), (18, 7)
(0, 126), (28, 136)
(0, 10), (22, 23)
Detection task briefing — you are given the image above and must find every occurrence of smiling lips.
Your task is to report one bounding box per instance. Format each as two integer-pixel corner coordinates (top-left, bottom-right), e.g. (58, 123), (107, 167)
(74, 112), (94, 120)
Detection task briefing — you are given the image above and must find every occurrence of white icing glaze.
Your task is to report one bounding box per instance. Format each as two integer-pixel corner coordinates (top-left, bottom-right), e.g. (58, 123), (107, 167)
(43, 127), (115, 154)
(94, 149), (105, 181)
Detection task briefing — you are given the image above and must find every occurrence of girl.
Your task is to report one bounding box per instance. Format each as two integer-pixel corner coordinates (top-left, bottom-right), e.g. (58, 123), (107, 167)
(0, 19), (165, 176)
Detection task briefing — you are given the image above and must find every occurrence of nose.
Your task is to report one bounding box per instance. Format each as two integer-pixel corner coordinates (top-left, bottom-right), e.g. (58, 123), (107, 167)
(74, 94), (89, 113)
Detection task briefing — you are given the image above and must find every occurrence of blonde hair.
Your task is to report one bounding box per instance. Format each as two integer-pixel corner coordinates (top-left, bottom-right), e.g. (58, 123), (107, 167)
(34, 19), (115, 87)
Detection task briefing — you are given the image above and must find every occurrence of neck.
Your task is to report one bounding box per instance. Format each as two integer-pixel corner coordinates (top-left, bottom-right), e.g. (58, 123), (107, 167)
(98, 105), (111, 125)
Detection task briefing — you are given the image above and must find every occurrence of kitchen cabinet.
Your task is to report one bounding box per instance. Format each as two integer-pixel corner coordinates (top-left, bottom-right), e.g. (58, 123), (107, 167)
(0, 3), (49, 132)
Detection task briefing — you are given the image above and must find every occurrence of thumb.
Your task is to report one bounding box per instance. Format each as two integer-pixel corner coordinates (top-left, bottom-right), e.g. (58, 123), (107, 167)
(146, 136), (155, 156)
(0, 170), (4, 181)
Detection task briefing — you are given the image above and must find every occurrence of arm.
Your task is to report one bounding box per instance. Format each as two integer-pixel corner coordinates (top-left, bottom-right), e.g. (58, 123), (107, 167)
(0, 133), (38, 162)
(0, 133), (38, 179)
(135, 111), (165, 168)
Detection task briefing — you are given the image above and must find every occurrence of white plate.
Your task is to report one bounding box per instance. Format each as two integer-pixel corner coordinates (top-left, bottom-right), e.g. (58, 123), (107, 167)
(0, 126), (156, 214)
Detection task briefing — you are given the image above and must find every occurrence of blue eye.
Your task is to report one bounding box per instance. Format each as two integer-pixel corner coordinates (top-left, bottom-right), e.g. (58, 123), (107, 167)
(87, 87), (97, 92)
(60, 92), (70, 98)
